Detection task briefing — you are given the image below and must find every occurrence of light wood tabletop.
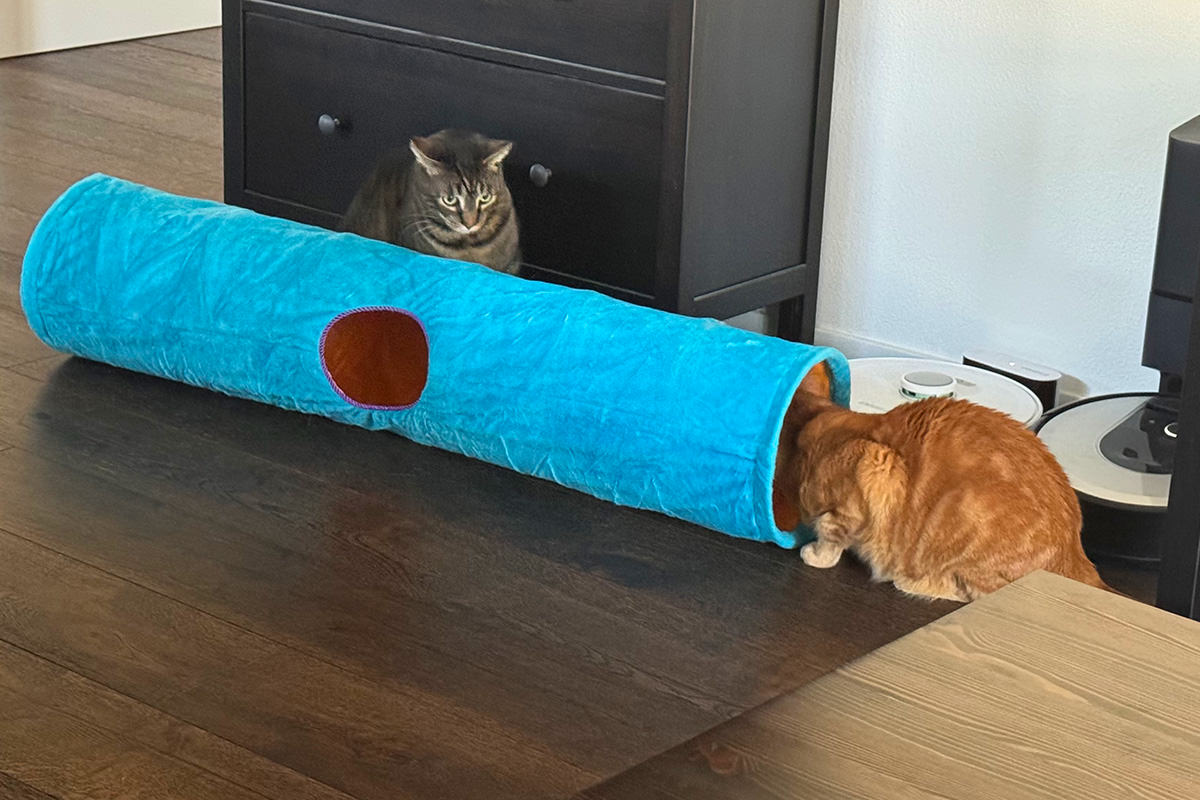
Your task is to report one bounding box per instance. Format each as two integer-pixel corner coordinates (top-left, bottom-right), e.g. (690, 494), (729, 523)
(578, 571), (1200, 799)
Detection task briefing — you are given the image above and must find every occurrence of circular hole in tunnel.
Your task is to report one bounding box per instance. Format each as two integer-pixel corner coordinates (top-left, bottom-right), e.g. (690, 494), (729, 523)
(320, 307), (428, 409)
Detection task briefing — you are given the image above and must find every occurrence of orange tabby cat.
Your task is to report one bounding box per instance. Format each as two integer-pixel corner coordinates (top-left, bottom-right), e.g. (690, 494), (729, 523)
(776, 375), (1108, 602)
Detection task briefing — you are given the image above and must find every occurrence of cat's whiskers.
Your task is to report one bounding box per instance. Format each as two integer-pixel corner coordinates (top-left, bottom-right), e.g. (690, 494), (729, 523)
(398, 217), (440, 239)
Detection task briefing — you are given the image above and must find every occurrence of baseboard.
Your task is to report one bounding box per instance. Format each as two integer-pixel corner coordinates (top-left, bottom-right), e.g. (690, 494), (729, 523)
(812, 326), (946, 361)
(724, 317), (949, 361)
(812, 326), (1092, 407)
(0, 1), (220, 58)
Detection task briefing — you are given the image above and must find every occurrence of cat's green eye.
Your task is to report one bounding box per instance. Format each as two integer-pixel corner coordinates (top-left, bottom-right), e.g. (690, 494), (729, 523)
(478, 190), (494, 206)
(440, 194), (457, 208)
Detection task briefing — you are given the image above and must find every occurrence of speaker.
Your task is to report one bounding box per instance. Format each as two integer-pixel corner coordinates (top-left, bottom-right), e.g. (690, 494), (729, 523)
(1143, 115), (1200, 387)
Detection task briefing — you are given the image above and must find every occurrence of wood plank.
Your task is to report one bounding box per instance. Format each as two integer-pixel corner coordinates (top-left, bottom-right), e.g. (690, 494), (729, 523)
(0, 97), (220, 183)
(0, 209), (52, 367)
(0, 432), (677, 776)
(0, 321), (50, 370)
(0, 526), (589, 800)
(0, 158), (76, 220)
(0, 684), (292, 800)
(578, 572), (1200, 799)
(0, 202), (40, 260)
(0, 252), (54, 367)
(139, 28), (223, 62)
(0, 438), (638, 777)
(0, 636), (357, 800)
(0, 771), (58, 800)
(4, 355), (66, 382)
(0, 132), (222, 210)
(2, 39), (222, 117)
(0, 368), (733, 769)
(0, 43), (221, 182)
(0, 62), (220, 150)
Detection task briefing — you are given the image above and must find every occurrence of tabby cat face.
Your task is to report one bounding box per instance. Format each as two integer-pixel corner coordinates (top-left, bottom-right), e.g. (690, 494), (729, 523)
(409, 131), (514, 241)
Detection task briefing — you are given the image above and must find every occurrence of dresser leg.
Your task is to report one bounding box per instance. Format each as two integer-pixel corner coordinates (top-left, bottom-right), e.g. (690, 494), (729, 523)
(775, 296), (814, 343)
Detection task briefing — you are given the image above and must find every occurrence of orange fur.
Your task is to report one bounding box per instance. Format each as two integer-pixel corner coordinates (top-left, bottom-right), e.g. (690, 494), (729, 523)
(772, 362), (832, 532)
(786, 393), (1109, 602)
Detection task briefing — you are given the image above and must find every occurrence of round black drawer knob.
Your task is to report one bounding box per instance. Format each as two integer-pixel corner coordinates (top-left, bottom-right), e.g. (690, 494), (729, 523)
(529, 163), (553, 187)
(317, 114), (345, 136)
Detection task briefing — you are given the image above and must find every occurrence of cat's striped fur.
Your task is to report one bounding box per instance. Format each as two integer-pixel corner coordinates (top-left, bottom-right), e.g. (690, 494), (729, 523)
(340, 129), (521, 274)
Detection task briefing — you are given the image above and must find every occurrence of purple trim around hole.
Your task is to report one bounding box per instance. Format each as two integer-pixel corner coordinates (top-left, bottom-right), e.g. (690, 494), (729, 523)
(319, 305), (429, 411)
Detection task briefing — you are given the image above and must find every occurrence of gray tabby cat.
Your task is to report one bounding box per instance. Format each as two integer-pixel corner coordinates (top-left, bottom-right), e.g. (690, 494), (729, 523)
(339, 129), (521, 274)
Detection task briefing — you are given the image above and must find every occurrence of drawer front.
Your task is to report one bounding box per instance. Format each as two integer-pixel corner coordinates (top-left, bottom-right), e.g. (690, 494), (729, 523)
(242, 14), (665, 297)
(276, 0), (671, 81)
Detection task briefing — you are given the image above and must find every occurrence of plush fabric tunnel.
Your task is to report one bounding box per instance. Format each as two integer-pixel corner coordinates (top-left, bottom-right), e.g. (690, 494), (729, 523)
(21, 174), (850, 546)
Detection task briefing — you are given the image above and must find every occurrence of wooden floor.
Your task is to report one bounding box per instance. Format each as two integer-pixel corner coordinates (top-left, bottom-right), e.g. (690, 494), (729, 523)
(579, 572), (1200, 799)
(0, 28), (1155, 800)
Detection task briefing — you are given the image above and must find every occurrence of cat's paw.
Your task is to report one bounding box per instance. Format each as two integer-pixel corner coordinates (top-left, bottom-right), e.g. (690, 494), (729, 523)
(801, 541), (842, 568)
(892, 575), (970, 602)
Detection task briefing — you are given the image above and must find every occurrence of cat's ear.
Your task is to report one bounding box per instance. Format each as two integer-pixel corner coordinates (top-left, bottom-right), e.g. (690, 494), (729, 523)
(409, 137), (444, 175)
(484, 140), (514, 171)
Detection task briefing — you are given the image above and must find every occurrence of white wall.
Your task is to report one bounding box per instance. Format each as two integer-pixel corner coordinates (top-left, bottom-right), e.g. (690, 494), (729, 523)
(817, 1), (1200, 396)
(0, 0), (220, 58)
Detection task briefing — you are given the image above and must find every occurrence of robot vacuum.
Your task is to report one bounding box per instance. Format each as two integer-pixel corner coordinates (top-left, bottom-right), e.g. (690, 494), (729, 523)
(1036, 393), (1174, 564)
(848, 357), (1044, 426)
(844, 116), (1200, 568)
(849, 359), (1170, 564)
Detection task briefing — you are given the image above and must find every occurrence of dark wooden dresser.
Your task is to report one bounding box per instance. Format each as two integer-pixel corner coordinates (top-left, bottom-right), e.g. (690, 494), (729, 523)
(222, 1), (838, 340)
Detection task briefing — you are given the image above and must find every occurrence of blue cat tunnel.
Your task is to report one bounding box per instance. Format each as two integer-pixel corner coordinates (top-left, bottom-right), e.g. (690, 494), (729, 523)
(20, 174), (849, 547)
